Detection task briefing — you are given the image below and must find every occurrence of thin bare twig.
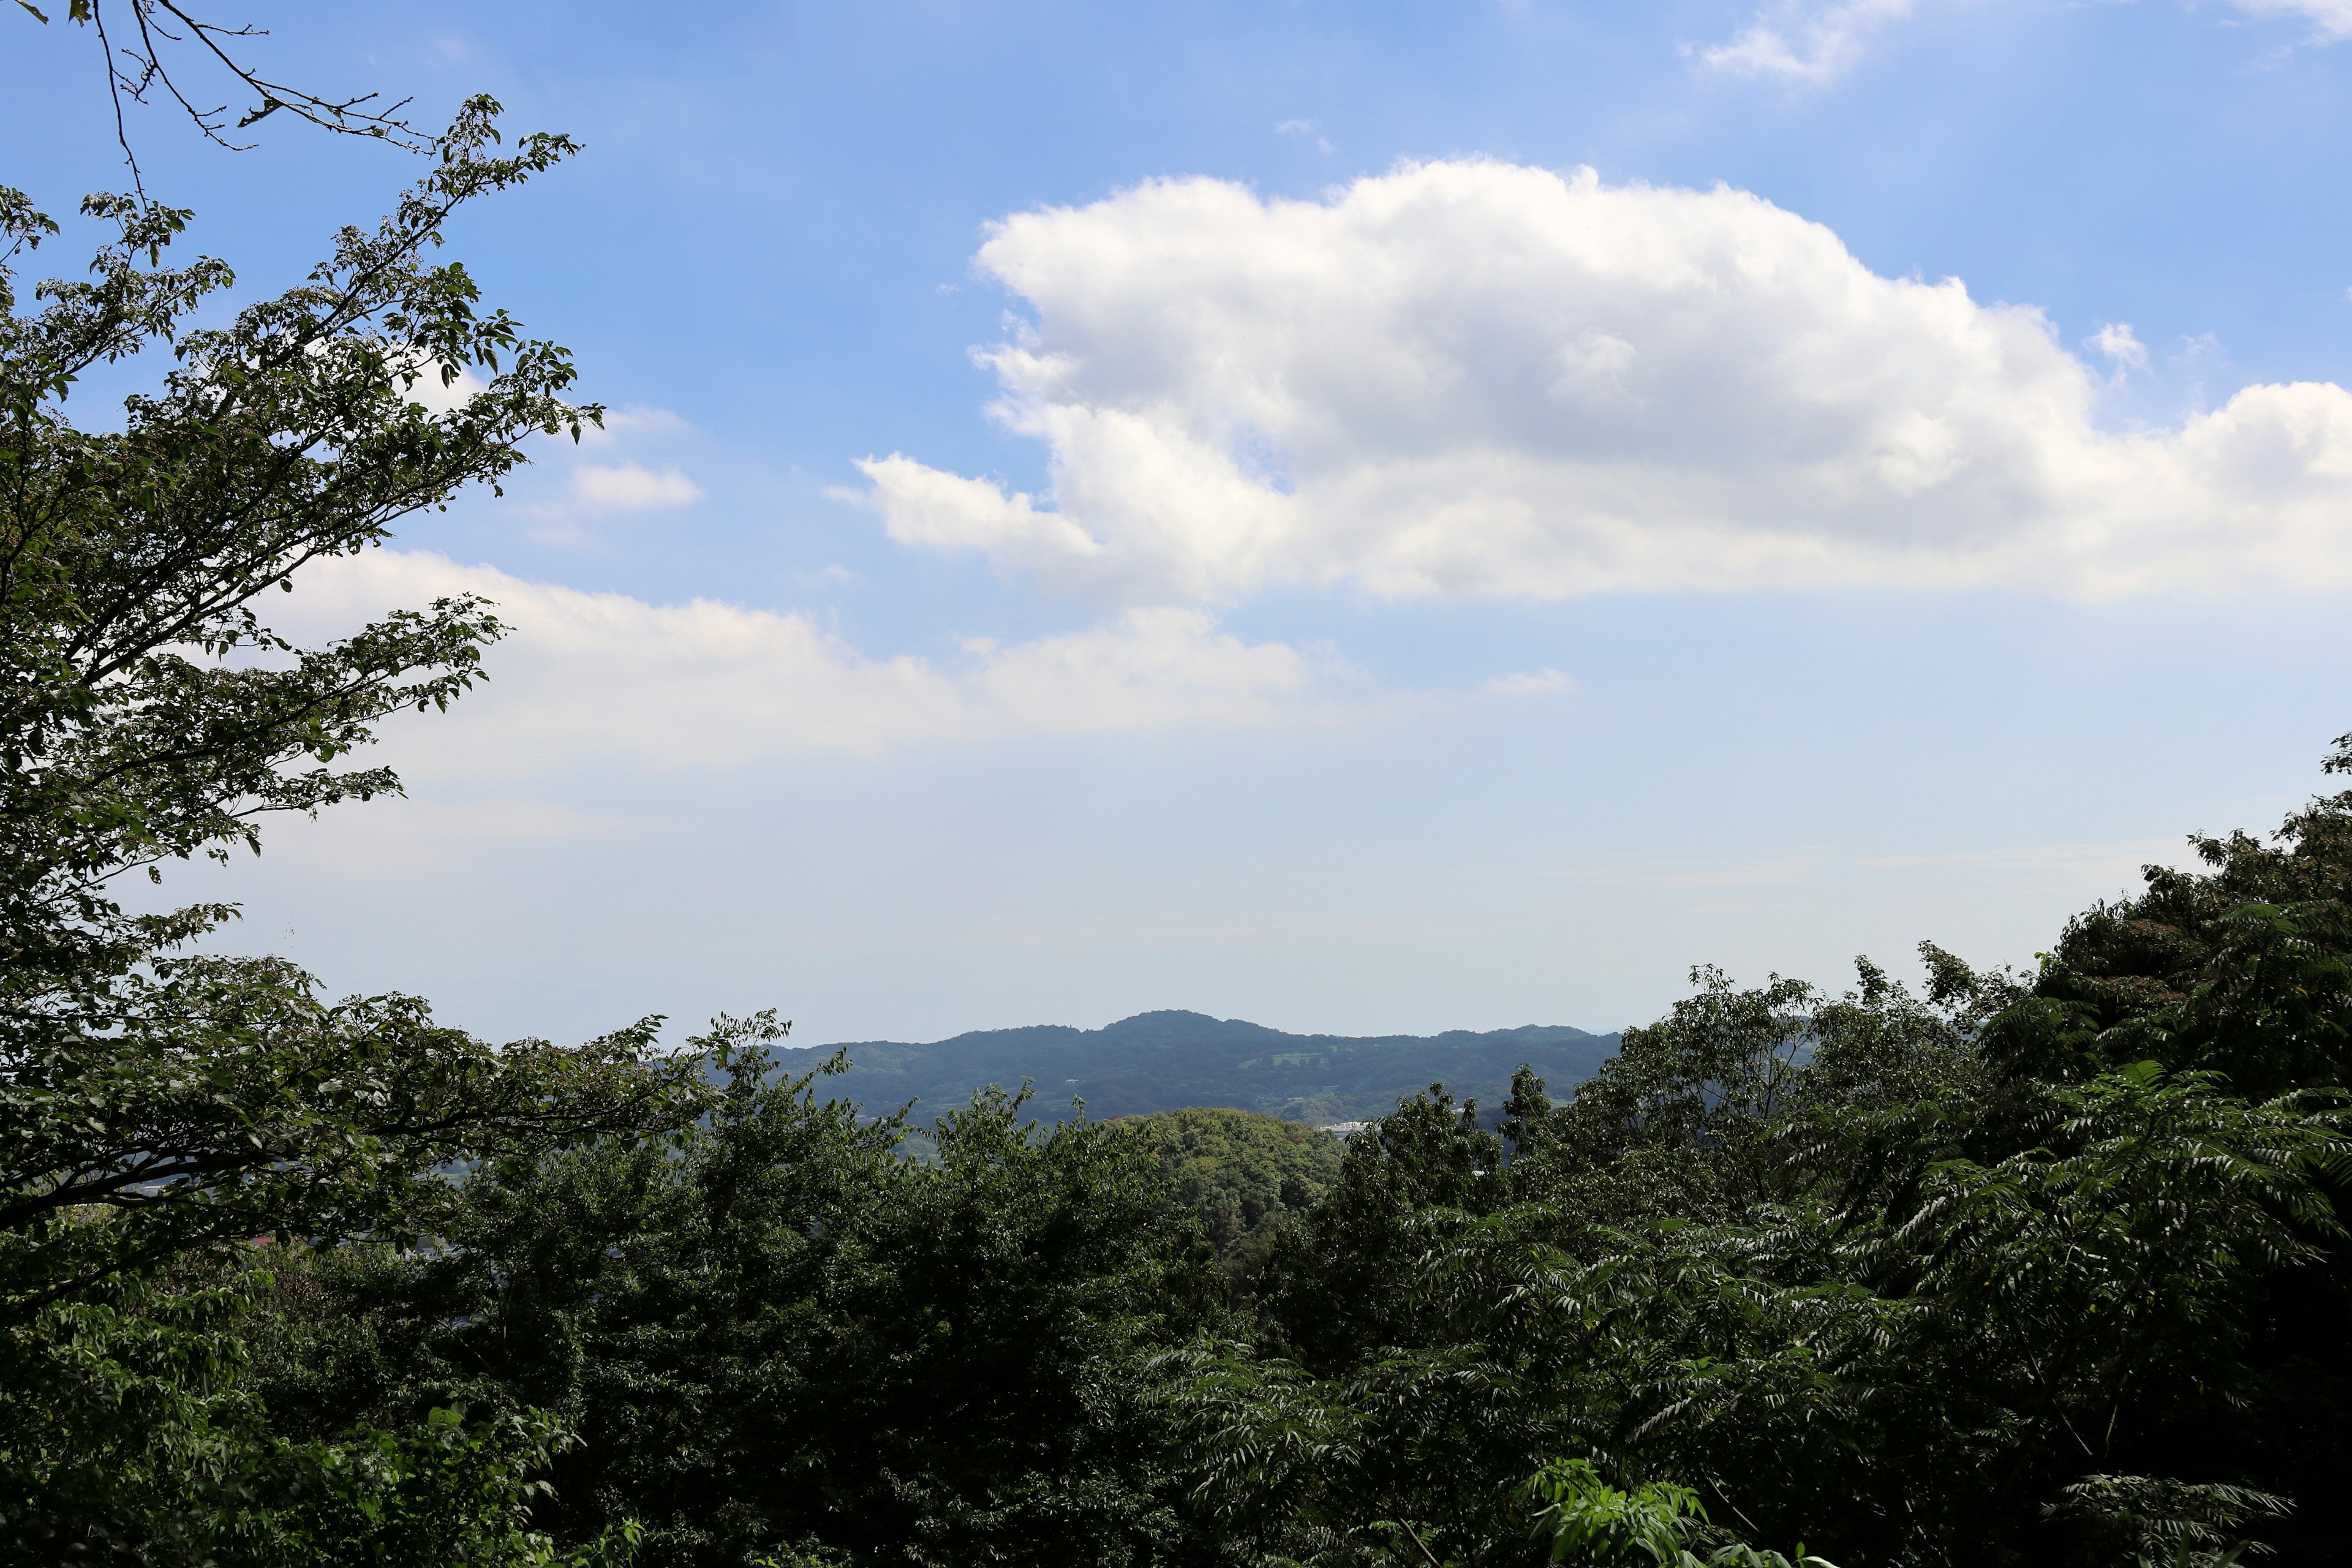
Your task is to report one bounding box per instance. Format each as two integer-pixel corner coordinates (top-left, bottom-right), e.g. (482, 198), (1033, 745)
(31, 0), (434, 195)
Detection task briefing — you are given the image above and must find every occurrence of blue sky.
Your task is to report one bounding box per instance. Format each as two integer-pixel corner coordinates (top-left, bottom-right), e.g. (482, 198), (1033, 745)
(9, 0), (2352, 1049)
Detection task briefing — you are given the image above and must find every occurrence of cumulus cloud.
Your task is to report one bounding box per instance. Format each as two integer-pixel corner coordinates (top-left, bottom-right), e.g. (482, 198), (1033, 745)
(571, 462), (703, 510)
(846, 455), (1099, 569)
(282, 551), (1338, 772)
(1695, 0), (1914, 84)
(851, 160), (2352, 602)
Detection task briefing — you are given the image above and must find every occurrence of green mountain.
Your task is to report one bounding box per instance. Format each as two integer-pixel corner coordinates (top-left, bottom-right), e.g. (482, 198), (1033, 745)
(780, 1009), (1621, 1126)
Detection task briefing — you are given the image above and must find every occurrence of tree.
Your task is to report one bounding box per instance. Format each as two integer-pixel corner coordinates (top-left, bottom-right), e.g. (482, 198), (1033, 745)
(1114, 1107), (1344, 1292)
(250, 1041), (1227, 1567)
(1168, 758), (2352, 1567)
(1966, 729), (2352, 1556)
(1500, 968), (1821, 1229)
(0, 99), (710, 1559)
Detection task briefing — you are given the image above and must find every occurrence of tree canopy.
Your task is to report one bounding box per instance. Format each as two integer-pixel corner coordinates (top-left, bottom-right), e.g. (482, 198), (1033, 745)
(0, 101), (710, 1562)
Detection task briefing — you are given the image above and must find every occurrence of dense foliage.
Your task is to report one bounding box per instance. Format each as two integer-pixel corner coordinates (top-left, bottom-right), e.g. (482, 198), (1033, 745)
(1183, 929), (2343, 1566)
(0, 105), (707, 1561)
(1112, 1107), (1343, 1287)
(251, 1036), (1224, 1568)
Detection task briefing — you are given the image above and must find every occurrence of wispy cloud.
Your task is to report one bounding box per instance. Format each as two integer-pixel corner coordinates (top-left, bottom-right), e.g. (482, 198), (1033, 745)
(2086, 323), (2149, 374)
(2233, 0), (2352, 41)
(576, 404), (693, 445)
(281, 551), (1353, 769)
(1275, 118), (1334, 153)
(1694, 0), (1915, 85)
(571, 462), (704, 510)
(1482, 668), (1572, 696)
(1697, 0), (2352, 88)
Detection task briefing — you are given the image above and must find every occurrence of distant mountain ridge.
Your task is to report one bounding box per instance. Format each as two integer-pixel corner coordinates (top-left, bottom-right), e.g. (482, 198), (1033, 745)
(777, 1009), (1623, 1126)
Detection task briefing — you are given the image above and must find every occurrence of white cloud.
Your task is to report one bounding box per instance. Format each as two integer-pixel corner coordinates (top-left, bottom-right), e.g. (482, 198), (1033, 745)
(2087, 322), (2149, 372)
(1482, 668), (1573, 696)
(2232, 0), (2352, 39)
(281, 551), (1339, 772)
(571, 462), (703, 510)
(398, 360), (490, 415)
(853, 160), (2352, 602)
(1695, 0), (1915, 84)
(970, 606), (1328, 731)
(845, 455), (1100, 571)
(1697, 0), (2352, 83)
(576, 404), (693, 445)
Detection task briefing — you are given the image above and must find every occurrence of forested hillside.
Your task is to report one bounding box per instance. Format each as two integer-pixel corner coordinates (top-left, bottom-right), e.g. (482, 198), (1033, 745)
(791, 1011), (1619, 1125)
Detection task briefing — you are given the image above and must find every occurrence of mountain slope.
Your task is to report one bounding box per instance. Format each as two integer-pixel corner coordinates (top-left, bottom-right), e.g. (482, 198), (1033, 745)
(779, 1009), (1621, 1125)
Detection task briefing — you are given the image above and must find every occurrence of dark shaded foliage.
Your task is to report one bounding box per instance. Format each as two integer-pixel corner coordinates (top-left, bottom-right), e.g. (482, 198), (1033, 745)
(252, 1027), (1228, 1568)
(1114, 1107), (1344, 1292)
